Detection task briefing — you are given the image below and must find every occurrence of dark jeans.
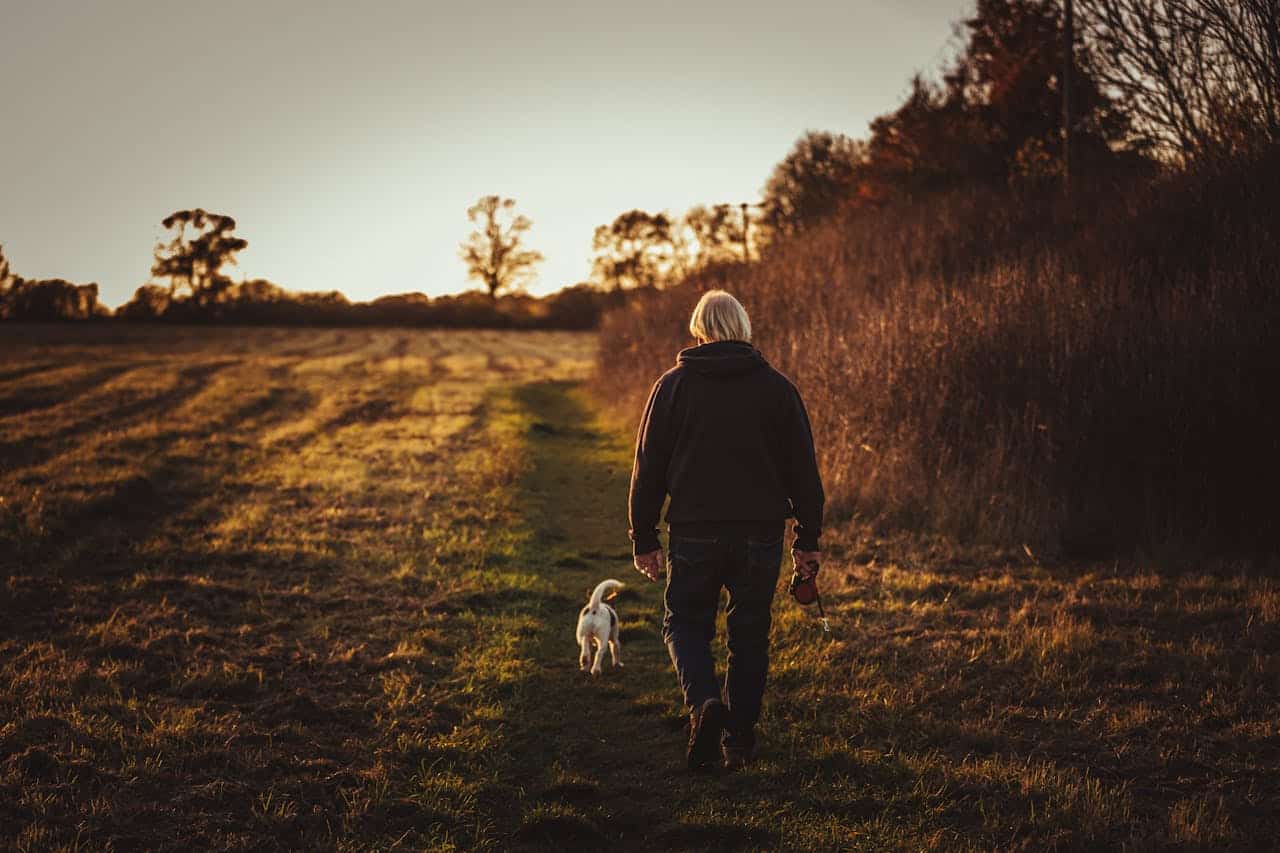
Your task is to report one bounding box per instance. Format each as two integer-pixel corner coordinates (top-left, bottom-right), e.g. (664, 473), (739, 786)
(663, 530), (784, 746)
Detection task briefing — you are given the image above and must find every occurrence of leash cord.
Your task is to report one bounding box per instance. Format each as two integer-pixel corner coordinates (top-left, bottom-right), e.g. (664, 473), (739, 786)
(815, 589), (831, 633)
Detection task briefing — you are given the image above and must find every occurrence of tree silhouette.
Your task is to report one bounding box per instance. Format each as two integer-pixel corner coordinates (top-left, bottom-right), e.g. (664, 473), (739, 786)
(591, 210), (676, 290)
(681, 205), (748, 268)
(1080, 0), (1280, 160)
(0, 244), (12, 295)
(860, 0), (1131, 195)
(865, 75), (988, 195)
(761, 131), (868, 236)
(151, 209), (247, 306)
(459, 196), (544, 300)
(0, 244), (105, 320)
(960, 0), (1127, 170)
(118, 284), (172, 320)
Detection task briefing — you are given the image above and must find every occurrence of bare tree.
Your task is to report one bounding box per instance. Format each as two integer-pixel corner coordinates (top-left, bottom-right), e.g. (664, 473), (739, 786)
(1079, 0), (1280, 160)
(459, 196), (544, 300)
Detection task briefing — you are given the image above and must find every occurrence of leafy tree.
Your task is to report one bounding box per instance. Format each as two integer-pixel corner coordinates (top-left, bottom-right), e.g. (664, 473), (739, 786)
(761, 131), (868, 236)
(0, 245), (16, 318)
(1, 279), (104, 321)
(234, 278), (287, 304)
(0, 244), (12, 293)
(681, 205), (749, 267)
(591, 210), (676, 290)
(961, 0), (1127, 168)
(866, 0), (1132, 193)
(459, 196), (544, 300)
(0, 245), (107, 320)
(542, 282), (625, 330)
(151, 209), (247, 306)
(866, 75), (991, 195)
(117, 284), (172, 320)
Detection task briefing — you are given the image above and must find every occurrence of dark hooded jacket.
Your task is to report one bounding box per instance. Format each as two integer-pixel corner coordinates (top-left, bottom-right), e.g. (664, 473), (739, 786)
(628, 340), (825, 555)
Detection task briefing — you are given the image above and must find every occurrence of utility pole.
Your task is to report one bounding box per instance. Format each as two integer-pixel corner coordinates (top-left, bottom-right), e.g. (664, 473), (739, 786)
(736, 202), (764, 262)
(1063, 0), (1074, 198)
(714, 202), (763, 262)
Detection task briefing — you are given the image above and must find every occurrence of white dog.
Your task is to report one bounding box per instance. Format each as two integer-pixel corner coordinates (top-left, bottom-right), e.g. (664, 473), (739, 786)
(576, 579), (624, 676)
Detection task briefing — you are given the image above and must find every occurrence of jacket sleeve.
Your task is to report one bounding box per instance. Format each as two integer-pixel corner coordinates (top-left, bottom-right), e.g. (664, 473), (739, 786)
(781, 382), (825, 551)
(628, 374), (674, 555)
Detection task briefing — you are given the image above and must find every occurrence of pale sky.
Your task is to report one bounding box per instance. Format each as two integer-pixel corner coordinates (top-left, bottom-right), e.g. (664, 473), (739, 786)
(1, 0), (970, 307)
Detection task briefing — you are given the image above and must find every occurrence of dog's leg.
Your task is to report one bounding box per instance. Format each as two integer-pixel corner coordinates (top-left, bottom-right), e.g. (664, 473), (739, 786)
(607, 607), (622, 668)
(579, 636), (592, 672)
(609, 635), (623, 668)
(590, 637), (606, 676)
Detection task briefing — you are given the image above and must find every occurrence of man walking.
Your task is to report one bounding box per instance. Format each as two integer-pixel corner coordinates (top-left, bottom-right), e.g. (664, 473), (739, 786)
(629, 290), (825, 770)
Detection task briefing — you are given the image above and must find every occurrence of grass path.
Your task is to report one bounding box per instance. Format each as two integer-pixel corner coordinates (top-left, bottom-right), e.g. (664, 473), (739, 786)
(478, 382), (784, 850)
(455, 381), (887, 851)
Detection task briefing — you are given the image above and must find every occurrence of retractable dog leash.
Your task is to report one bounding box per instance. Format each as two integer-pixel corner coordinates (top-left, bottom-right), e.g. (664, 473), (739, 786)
(788, 569), (831, 633)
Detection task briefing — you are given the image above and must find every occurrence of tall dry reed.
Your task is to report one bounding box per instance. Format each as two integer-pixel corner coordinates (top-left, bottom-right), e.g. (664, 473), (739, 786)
(594, 152), (1280, 558)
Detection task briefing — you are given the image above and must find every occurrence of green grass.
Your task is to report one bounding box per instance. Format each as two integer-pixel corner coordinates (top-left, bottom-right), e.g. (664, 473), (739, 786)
(2, 326), (1277, 850)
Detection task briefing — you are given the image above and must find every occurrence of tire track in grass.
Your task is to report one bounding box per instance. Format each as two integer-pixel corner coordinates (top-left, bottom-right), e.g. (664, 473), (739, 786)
(0, 360), (238, 474)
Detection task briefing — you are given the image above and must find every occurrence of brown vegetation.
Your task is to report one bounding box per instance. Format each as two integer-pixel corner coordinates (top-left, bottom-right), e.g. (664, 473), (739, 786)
(596, 148), (1280, 558)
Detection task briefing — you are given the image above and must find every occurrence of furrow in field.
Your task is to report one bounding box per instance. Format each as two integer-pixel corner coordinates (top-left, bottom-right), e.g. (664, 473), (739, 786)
(0, 363), (144, 420)
(0, 360), (240, 474)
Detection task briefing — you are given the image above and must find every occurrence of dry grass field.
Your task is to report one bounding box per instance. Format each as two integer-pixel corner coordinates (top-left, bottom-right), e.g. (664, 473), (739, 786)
(2, 325), (1278, 850)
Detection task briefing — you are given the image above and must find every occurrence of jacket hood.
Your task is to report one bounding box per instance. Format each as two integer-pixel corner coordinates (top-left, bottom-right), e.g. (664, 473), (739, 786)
(676, 340), (768, 377)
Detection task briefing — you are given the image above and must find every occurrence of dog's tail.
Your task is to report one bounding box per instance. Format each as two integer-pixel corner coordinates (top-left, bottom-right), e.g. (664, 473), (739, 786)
(587, 579), (624, 611)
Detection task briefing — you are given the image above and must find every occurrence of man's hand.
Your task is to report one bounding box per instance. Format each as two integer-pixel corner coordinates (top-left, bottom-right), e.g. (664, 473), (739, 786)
(792, 549), (820, 581)
(633, 549), (666, 582)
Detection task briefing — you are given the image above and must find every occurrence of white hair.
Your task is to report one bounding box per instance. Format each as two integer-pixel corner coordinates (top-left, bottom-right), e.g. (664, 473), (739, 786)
(689, 290), (752, 343)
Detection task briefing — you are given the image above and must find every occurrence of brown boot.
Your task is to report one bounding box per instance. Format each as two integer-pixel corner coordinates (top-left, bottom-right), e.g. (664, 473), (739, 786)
(687, 698), (727, 771)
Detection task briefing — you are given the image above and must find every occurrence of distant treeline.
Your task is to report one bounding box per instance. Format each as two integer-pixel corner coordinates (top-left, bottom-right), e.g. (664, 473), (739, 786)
(113, 280), (630, 330)
(595, 0), (1280, 560)
(0, 272), (109, 323)
(1, 200), (640, 329)
(0, 258), (629, 330)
